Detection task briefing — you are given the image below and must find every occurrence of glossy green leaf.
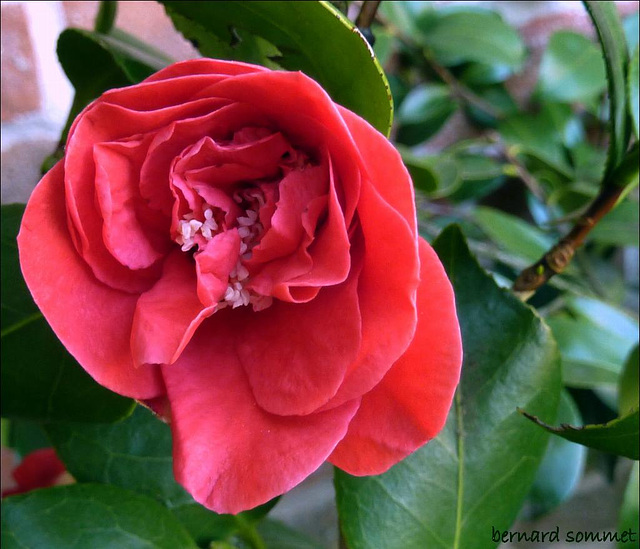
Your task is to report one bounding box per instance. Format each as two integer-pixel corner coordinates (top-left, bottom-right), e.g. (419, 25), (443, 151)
(46, 405), (275, 546)
(416, 9), (525, 69)
(1, 484), (197, 549)
(1, 204), (38, 331)
(547, 296), (638, 389)
(160, 1), (393, 136)
(335, 225), (561, 549)
(521, 407), (639, 460)
(395, 84), (457, 145)
(378, 1), (430, 44)
(584, 1), (630, 179)
(257, 520), (323, 549)
(629, 45), (639, 139)
(524, 390), (587, 519)
(474, 207), (555, 263)
(1, 206), (133, 422)
(619, 345), (639, 416)
(618, 463), (639, 549)
(6, 420), (50, 457)
(460, 63), (513, 86)
(536, 31), (606, 104)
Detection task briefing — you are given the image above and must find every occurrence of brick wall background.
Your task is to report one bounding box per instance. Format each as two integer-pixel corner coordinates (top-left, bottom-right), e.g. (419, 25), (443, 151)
(1, 2), (638, 548)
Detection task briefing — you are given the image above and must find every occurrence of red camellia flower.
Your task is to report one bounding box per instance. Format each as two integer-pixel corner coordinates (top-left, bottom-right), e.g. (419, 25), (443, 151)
(2, 448), (69, 498)
(18, 59), (462, 513)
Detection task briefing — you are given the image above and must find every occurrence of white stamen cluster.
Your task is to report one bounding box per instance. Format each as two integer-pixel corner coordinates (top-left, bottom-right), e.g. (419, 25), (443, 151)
(174, 193), (272, 312)
(176, 208), (218, 252)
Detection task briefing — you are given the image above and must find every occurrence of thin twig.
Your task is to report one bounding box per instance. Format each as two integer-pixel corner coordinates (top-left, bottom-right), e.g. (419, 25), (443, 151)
(355, 0), (382, 30)
(512, 183), (625, 299)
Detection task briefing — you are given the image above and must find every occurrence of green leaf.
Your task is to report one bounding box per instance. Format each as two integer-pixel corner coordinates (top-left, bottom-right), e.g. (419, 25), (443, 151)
(46, 405), (275, 546)
(618, 463), (639, 549)
(547, 296), (639, 390)
(1, 204), (39, 331)
(584, 1), (631, 179)
(1, 484), (198, 549)
(416, 9), (525, 69)
(1, 318), (134, 422)
(257, 520), (323, 549)
(521, 407), (639, 460)
(619, 345), (639, 416)
(1, 206), (133, 423)
(396, 84), (457, 145)
(628, 45), (639, 139)
(335, 225), (561, 549)
(498, 106), (575, 177)
(536, 31), (606, 104)
(160, 1), (393, 136)
(400, 149), (461, 197)
(590, 197), (639, 247)
(474, 207), (555, 263)
(524, 390), (587, 519)
(6, 420), (50, 457)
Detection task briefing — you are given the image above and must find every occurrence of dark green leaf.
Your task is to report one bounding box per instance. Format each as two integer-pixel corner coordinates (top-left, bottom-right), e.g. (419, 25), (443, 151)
(46, 406), (189, 507)
(463, 84), (518, 127)
(521, 407), (639, 460)
(460, 63), (513, 86)
(94, 1), (117, 34)
(335, 225), (561, 549)
(396, 84), (457, 145)
(535, 30), (606, 104)
(1, 318), (134, 422)
(629, 45), (639, 139)
(416, 9), (525, 69)
(618, 463), (639, 548)
(619, 345), (639, 416)
(160, 1), (393, 136)
(1, 204), (39, 331)
(584, 1), (630, 179)
(257, 520), (323, 549)
(1, 484), (197, 549)
(6, 420), (50, 457)
(46, 406), (275, 546)
(524, 390), (587, 519)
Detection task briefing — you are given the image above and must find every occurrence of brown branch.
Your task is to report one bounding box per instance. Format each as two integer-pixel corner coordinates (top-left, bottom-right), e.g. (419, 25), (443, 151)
(512, 183), (624, 299)
(355, 0), (382, 30)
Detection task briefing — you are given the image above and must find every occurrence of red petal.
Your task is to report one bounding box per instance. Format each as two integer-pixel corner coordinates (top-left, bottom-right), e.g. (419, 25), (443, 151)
(162, 318), (360, 514)
(329, 239), (462, 474)
(130, 250), (217, 366)
(93, 139), (169, 270)
(237, 263), (362, 416)
(18, 163), (164, 399)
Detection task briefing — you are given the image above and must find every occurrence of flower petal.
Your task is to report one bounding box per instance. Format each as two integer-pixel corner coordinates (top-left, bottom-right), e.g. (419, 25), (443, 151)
(162, 317), (360, 514)
(18, 162), (164, 399)
(329, 238), (462, 474)
(237, 263), (363, 416)
(130, 249), (215, 367)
